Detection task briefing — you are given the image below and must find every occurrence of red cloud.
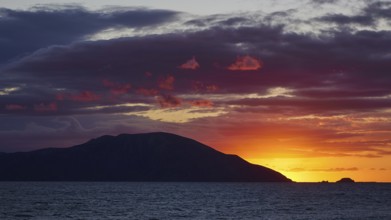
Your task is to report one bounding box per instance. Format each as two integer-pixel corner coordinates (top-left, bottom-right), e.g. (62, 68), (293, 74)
(157, 94), (182, 108)
(227, 55), (263, 71)
(57, 91), (100, 102)
(188, 99), (213, 107)
(158, 75), (175, 90)
(178, 57), (200, 70)
(137, 88), (159, 96)
(102, 79), (131, 95)
(5, 104), (26, 110)
(34, 102), (57, 112)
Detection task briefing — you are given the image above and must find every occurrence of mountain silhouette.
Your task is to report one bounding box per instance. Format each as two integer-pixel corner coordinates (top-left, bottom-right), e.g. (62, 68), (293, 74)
(336, 178), (355, 183)
(0, 132), (291, 182)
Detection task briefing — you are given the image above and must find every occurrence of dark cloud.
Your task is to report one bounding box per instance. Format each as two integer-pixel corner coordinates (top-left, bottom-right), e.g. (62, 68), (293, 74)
(56, 91), (101, 102)
(0, 5), (179, 64)
(184, 14), (252, 28)
(316, 1), (391, 26)
(310, 0), (340, 5)
(364, 1), (391, 20)
(34, 102), (58, 112)
(102, 79), (132, 96)
(1, 11), (391, 116)
(317, 14), (375, 26)
(5, 104), (26, 111)
(1, 15), (391, 103)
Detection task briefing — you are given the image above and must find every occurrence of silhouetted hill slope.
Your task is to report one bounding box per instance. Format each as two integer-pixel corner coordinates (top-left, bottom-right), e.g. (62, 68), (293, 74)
(336, 178), (355, 183)
(0, 132), (291, 182)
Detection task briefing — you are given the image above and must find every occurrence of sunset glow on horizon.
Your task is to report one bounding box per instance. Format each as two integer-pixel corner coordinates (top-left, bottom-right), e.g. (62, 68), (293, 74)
(1, 0), (391, 182)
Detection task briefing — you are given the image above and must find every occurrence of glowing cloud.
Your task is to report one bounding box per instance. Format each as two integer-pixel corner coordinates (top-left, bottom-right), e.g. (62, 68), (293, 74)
(178, 57), (200, 70)
(158, 75), (175, 90)
(253, 87), (294, 98)
(227, 55), (263, 71)
(128, 107), (227, 123)
(0, 87), (20, 96)
(34, 102), (57, 112)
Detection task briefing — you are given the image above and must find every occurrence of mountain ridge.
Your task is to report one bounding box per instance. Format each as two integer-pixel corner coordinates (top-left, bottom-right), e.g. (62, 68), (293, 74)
(0, 132), (292, 182)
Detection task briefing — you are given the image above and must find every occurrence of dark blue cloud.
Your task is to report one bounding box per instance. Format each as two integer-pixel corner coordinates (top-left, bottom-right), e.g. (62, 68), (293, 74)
(0, 5), (179, 64)
(310, 0), (340, 5)
(317, 14), (375, 26)
(316, 1), (391, 26)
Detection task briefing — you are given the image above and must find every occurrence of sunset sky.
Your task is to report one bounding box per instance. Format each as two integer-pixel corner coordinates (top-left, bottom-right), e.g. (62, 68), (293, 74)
(1, 0), (391, 182)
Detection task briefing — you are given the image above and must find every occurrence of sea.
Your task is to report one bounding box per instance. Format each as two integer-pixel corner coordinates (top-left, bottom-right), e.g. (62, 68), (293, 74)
(0, 182), (390, 220)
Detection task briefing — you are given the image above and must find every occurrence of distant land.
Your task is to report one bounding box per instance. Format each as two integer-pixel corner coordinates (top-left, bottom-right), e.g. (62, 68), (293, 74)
(336, 178), (355, 183)
(0, 132), (292, 182)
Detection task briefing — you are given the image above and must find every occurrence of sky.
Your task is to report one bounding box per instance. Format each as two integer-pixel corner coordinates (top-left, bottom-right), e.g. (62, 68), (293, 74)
(1, 0), (391, 182)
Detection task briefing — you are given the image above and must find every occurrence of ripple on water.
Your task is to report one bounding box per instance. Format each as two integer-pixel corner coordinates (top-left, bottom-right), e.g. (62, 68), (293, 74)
(0, 182), (390, 219)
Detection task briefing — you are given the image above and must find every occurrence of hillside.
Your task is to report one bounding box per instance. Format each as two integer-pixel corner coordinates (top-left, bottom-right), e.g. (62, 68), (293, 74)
(0, 132), (291, 182)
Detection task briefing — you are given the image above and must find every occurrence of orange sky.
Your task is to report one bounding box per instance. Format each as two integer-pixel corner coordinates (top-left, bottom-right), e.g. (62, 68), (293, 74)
(197, 111), (391, 182)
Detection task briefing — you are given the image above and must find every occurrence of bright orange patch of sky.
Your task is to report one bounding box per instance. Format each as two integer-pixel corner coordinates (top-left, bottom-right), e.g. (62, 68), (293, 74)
(202, 118), (391, 182)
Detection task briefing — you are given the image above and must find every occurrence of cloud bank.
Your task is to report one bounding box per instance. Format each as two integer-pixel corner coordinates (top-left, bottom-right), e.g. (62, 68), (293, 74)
(0, 2), (390, 168)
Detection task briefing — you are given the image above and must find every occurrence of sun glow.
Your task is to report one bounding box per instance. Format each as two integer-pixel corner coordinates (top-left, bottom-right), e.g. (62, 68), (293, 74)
(247, 156), (391, 183)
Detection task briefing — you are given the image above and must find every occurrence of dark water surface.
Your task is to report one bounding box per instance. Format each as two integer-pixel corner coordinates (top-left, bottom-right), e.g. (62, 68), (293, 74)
(0, 182), (390, 219)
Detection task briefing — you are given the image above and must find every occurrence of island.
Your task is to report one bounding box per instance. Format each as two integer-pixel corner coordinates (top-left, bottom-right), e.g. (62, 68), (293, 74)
(0, 132), (292, 182)
(336, 178), (355, 183)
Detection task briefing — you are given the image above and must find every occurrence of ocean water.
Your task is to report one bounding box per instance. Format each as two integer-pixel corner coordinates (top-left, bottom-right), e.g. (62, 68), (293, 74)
(0, 182), (390, 220)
